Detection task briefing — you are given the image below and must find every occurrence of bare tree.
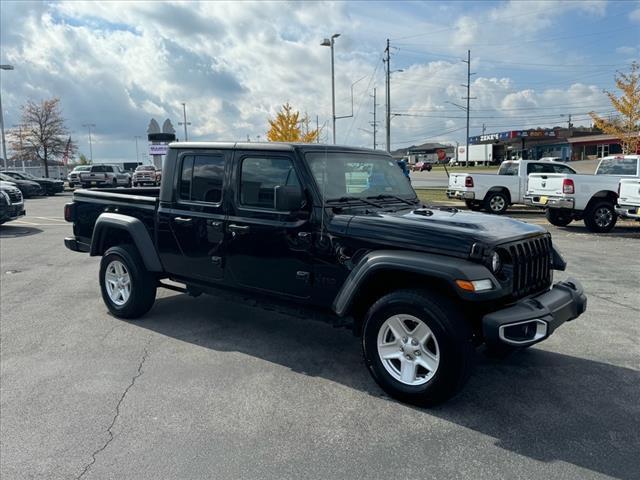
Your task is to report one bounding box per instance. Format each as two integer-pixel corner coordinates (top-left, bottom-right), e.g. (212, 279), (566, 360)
(17, 98), (77, 176)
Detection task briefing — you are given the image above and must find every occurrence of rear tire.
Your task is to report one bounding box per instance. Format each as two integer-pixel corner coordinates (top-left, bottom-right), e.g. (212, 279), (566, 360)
(583, 200), (617, 233)
(362, 289), (474, 407)
(546, 208), (573, 227)
(99, 245), (157, 319)
(484, 191), (509, 214)
(465, 200), (482, 211)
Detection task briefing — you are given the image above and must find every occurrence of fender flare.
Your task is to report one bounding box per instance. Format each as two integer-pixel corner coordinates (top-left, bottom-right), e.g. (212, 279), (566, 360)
(332, 250), (502, 317)
(90, 212), (163, 272)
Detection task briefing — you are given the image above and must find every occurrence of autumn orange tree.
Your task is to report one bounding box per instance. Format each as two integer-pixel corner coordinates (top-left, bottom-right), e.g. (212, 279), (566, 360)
(266, 103), (320, 143)
(590, 61), (640, 154)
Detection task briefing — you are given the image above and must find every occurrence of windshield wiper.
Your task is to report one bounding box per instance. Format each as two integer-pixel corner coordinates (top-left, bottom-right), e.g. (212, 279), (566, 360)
(325, 196), (382, 208)
(366, 194), (418, 206)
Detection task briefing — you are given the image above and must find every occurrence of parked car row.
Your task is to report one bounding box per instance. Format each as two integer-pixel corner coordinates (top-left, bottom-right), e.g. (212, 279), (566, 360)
(446, 155), (640, 233)
(446, 159), (576, 214)
(525, 155), (640, 232)
(0, 170), (64, 196)
(67, 164), (161, 189)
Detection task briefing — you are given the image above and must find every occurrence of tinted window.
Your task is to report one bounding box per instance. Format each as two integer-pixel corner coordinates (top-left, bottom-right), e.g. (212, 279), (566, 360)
(240, 157), (300, 209)
(498, 162), (519, 176)
(92, 166), (106, 173)
(179, 156), (194, 199)
(192, 155), (225, 203)
(553, 164), (576, 174)
(527, 163), (555, 174)
(179, 155), (225, 203)
(596, 158), (639, 176)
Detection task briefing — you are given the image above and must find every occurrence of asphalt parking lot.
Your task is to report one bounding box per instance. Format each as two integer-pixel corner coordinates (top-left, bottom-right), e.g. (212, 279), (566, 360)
(1, 193), (639, 480)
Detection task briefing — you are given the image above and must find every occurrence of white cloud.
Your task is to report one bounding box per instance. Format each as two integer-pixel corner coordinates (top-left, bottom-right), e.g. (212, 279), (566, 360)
(0, 1), (626, 158)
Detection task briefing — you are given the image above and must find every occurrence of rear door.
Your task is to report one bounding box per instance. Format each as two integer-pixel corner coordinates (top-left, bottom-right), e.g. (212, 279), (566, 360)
(225, 150), (313, 299)
(158, 150), (230, 282)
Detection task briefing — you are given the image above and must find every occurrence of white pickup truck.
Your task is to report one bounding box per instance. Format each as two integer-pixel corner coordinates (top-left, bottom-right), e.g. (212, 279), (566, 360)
(616, 178), (640, 221)
(446, 159), (576, 214)
(525, 155), (640, 232)
(79, 164), (132, 188)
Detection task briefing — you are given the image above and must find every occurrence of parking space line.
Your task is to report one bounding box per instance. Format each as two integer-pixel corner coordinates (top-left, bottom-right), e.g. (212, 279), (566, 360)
(34, 217), (67, 222)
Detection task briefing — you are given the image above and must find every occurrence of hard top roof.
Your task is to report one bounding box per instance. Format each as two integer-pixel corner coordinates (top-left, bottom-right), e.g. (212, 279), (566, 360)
(168, 141), (384, 154)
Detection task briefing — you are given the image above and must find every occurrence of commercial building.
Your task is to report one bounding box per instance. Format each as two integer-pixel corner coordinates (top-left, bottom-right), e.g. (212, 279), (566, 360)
(391, 142), (455, 164)
(468, 127), (627, 162)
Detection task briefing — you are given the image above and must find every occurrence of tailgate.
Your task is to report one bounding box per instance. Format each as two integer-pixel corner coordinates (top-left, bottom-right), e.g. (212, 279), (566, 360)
(619, 180), (640, 204)
(527, 173), (565, 195)
(80, 172), (106, 181)
(448, 173), (469, 189)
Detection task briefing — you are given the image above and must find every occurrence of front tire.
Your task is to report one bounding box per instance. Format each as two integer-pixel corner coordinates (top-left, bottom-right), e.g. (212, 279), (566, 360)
(99, 245), (157, 319)
(484, 191), (509, 214)
(546, 208), (573, 227)
(584, 201), (617, 233)
(362, 289), (474, 407)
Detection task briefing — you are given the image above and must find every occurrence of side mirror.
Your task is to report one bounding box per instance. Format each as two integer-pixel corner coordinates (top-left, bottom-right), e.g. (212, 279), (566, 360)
(274, 185), (304, 212)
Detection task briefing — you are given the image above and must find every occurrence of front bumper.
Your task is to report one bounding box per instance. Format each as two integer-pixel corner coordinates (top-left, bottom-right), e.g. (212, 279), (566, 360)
(0, 204), (26, 222)
(615, 204), (640, 220)
(483, 278), (587, 347)
(446, 189), (475, 200)
(524, 195), (575, 210)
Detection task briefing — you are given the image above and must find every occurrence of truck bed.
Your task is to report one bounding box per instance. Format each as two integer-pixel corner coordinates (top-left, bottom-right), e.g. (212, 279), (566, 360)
(71, 187), (160, 243)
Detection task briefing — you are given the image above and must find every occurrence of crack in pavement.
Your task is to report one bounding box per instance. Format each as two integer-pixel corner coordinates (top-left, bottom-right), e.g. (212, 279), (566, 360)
(589, 293), (640, 313)
(75, 348), (149, 480)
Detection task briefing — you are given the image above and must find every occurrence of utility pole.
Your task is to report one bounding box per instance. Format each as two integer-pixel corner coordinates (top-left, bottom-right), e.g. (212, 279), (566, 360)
(82, 123), (96, 162)
(0, 64), (14, 170)
(461, 50), (476, 167)
(179, 102), (191, 141)
(567, 113), (572, 135)
(134, 135), (141, 164)
(385, 39), (391, 152)
(370, 87), (379, 150)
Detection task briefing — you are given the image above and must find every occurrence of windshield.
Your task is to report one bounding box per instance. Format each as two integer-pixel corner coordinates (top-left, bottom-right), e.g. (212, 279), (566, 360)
(135, 166), (155, 171)
(596, 157), (639, 176)
(305, 152), (416, 201)
(0, 173), (14, 181)
(74, 166), (91, 172)
(498, 162), (519, 176)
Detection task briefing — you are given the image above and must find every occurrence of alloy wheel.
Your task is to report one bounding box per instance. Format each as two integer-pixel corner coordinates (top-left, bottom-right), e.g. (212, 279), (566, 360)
(594, 207), (613, 228)
(376, 314), (440, 386)
(104, 260), (131, 306)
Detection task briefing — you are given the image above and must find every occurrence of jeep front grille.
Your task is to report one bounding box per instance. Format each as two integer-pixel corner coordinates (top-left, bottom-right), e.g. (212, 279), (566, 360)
(500, 235), (552, 299)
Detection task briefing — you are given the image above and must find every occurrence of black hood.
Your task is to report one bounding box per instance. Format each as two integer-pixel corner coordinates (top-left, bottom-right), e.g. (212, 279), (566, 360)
(340, 206), (546, 258)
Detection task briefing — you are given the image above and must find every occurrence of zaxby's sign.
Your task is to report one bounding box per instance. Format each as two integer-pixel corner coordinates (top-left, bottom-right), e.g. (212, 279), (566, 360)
(470, 129), (558, 144)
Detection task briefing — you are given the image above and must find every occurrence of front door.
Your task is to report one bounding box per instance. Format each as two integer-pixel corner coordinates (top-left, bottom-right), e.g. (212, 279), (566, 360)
(158, 150), (229, 282)
(225, 151), (313, 299)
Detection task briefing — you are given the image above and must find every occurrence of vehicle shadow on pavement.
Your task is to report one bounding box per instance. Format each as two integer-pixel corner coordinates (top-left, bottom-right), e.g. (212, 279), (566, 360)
(0, 225), (42, 238)
(136, 293), (639, 480)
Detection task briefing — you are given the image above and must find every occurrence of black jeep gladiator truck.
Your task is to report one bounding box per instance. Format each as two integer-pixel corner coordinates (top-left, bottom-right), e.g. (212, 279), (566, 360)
(64, 142), (587, 406)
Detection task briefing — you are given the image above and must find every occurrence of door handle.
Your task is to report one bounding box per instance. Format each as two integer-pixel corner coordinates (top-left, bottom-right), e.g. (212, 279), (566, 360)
(173, 216), (192, 225)
(228, 224), (250, 234)
(297, 231), (312, 241)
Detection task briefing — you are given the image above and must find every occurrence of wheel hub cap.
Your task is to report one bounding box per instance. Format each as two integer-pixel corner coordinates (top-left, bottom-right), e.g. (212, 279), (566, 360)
(595, 207), (612, 227)
(105, 260), (131, 306)
(377, 314), (440, 386)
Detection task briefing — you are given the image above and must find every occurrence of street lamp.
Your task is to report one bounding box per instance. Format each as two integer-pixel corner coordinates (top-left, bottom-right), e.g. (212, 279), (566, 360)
(321, 33), (340, 144)
(82, 123), (96, 162)
(0, 64), (15, 169)
(179, 102), (191, 141)
(134, 135), (141, 164)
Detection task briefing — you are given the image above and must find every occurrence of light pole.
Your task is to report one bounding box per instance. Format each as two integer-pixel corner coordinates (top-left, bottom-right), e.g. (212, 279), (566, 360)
(0, 64), (14, 169)
(82, 123), (96, 162)
(134, 135), (141, 163)
(321, 33), (340, 144)
(179, 102), (191, 141)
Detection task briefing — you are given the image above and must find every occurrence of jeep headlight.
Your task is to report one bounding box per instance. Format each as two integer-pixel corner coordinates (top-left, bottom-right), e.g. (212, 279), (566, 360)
(491, 251), (501, 273)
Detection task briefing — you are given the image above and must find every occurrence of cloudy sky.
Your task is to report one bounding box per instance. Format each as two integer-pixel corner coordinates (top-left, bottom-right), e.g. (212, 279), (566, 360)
(1, 0), (639, 162)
